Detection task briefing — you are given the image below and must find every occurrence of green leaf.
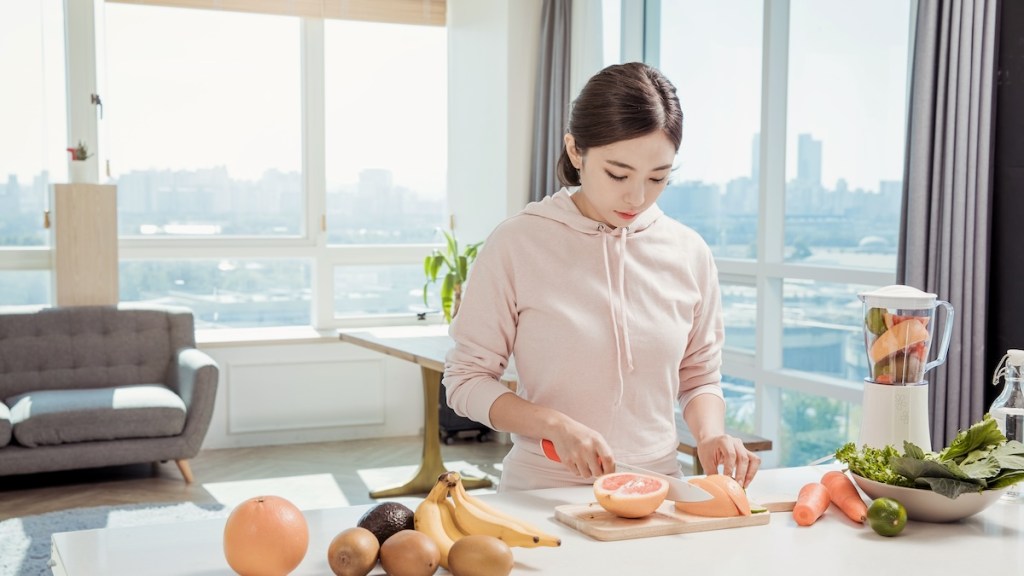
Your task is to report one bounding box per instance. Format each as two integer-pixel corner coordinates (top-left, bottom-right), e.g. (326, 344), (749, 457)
(428, 254), (444, 281)
(914, 477), (985, 499)
(902, 441), (927, 460)
(440, 273), (456, 322)
(940, 415), (1005, 463)
(444, 229), (458, 258)
(457, 255), (468, 281)
(988, 470), (1024, 490)
(960, 454), (1001, 480)
(891, 456), (971, 482)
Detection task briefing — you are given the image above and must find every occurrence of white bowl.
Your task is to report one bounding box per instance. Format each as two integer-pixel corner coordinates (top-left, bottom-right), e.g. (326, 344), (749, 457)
(851, 473), (1007, 523)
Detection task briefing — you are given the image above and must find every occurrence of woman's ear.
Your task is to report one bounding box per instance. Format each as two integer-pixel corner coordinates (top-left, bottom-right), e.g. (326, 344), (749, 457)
(564, 134), (582, 169)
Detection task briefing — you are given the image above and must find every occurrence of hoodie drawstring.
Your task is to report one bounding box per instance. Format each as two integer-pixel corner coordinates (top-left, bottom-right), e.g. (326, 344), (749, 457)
(617, 230), (634, 372)
(600, 226), (634, 407)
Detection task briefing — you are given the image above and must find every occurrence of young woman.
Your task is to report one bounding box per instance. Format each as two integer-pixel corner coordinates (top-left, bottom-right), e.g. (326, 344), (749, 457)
(443, 62), (760, 491)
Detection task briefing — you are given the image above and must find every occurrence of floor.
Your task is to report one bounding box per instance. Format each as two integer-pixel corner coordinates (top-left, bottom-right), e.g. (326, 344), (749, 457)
(0, 435), (511, 521)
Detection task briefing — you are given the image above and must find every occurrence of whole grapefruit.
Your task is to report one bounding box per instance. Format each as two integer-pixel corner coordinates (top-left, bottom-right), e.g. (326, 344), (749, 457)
(223, 495), (309, 576)
(593, 472), (669, 518)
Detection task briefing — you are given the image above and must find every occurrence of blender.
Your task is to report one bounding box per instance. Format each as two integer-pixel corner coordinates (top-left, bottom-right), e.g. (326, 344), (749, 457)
(857, 285), (954, 452)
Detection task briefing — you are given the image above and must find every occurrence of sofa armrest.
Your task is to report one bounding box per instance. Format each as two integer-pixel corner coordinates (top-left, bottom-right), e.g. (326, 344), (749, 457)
(174, 347), (220, 455)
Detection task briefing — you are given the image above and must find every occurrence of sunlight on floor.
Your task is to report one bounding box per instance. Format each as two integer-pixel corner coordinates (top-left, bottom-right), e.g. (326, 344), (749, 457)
(201, 473), (350, 509)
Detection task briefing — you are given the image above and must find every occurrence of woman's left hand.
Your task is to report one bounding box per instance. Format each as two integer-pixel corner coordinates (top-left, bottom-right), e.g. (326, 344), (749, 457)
(695, 434), (761, 488)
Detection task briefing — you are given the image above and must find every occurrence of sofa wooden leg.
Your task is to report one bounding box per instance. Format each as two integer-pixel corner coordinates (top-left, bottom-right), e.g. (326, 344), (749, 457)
(176, 459), (195, 484)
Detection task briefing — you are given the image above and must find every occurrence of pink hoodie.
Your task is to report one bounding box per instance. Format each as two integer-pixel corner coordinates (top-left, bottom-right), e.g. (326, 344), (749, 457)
(444, 188), (724, 489)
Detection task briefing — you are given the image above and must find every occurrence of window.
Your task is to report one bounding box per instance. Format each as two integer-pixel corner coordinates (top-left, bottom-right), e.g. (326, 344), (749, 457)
(0, 0), (65, 307)
(785, 1), (908, 270)
(654, 0), (763, 260)
(648, 0), (912, 466)
(324, 20), (447, 246)
(87, 4), (445, 327)
(104, 4), (303, 238)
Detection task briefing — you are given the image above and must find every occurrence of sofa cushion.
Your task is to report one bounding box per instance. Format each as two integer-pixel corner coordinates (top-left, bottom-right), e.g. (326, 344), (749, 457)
(6, 385), (187, 448)
(0, 402), (10, 447)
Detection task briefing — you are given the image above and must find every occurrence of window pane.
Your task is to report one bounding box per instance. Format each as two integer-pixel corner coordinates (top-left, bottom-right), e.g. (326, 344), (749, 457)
(120, 259), (311, 329)
(104, 5), (303, 238)
(777, 388), (860, 467)
(722, 282), (757, 354)
(0, 0), (65, 247)
(0, 271), (51, 308)
(723, 375), (756, 434)
(324, 21), (447, 245)
(654, 0), (762, 259)
(334, 264), (427, 318)
(782, 280), (873, 379)
(785, 0), (911, 268)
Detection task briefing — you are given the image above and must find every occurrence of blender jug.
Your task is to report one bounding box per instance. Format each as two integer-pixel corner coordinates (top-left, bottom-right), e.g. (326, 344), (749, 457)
(856, 285), (955, 451)
(859, 285), (954, 385)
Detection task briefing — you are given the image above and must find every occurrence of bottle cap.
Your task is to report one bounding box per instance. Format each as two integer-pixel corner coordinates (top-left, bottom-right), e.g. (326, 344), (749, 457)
(1008, 349), (1024, 367)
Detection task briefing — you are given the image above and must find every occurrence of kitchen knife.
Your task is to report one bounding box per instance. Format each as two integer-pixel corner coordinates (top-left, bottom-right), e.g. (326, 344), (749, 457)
(540, 439), (713, 502)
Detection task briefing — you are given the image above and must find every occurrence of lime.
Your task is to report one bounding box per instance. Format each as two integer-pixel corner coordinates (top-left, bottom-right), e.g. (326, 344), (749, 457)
(867, 497), (907, 537)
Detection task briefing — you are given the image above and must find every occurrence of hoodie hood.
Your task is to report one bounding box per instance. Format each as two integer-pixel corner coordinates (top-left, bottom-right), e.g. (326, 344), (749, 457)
(522, 187), (666, 405)
(522, 187), (663, 235)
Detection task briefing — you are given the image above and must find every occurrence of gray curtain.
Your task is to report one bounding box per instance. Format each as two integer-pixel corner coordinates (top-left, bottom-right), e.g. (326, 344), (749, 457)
(898, 0), (1000, 447)
(529, 0), (572, 202)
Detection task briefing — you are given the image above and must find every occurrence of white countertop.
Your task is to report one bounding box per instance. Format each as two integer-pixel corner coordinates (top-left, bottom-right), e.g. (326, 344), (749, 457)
(50, 465), (1024, 575)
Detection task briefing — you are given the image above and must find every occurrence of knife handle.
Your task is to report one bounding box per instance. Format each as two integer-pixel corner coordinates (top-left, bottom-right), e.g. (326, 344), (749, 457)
(541, 439), (561, 462)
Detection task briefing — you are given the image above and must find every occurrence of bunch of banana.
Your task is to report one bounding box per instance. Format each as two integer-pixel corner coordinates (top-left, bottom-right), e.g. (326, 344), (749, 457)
(413, 471), (464, 569)
(414, 472), (561, 569)
(447, 472), (561, 548)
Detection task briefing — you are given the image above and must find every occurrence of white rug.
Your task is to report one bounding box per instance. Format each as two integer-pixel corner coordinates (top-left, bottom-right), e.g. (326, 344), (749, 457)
(0, 502), (229, 576)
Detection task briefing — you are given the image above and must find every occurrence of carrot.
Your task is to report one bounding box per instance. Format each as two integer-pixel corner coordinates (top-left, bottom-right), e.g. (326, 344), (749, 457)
(792, 482), (830, 526)
(821, 470), (867, 524)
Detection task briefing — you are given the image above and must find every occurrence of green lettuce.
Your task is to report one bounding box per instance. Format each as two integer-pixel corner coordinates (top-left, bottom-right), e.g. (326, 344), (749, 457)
(835, 414), (1024, 499)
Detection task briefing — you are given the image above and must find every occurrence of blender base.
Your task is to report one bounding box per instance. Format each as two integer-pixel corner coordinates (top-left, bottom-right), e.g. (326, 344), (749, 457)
(859, 379), (932, 452)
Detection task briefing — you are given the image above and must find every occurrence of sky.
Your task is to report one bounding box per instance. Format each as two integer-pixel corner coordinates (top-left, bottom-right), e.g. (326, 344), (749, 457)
(2, 0), (911, 196)
(656, 0), (912, 191)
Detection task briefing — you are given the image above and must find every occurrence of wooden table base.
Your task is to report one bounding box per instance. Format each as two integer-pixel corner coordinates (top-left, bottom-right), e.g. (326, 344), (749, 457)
(369, 367), (493, 498)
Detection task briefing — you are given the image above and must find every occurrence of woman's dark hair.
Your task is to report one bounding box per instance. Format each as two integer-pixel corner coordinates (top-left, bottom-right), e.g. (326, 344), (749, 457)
(556, 62), (683, 187)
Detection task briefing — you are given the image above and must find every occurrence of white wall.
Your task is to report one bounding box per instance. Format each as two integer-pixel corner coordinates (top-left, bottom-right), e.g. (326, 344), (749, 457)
(200, 339), (423, 449)
(447, 0), (542, 245)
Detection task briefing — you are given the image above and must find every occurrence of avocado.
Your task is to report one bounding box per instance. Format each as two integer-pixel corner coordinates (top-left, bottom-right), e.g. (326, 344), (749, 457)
(356, 501), (415, 546)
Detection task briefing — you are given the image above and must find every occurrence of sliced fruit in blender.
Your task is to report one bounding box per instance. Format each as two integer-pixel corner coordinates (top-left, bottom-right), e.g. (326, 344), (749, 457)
(869, 319), (930, 364)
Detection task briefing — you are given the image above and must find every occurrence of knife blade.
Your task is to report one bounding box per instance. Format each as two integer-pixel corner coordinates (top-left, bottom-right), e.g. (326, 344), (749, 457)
(540, 439), (713, 502)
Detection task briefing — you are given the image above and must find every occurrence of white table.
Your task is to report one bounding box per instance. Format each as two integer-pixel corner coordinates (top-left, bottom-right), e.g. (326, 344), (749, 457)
(50, 465), (1024, 575)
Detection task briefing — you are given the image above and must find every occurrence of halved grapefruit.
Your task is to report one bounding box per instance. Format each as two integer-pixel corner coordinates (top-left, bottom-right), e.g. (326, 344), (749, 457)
(593, 472), (670, 518)
(674, 474), (751, 517)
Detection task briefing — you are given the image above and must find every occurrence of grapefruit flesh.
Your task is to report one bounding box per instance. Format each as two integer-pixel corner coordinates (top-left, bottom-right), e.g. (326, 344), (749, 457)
(593, 472), (669, 518)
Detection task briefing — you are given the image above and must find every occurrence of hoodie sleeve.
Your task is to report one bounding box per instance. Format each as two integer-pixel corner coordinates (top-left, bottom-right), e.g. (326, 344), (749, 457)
(677, 244), (725, 411)
(443, 231), (518, 429)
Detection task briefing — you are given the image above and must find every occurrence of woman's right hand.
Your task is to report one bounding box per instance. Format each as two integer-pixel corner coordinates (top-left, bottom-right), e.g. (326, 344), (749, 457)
(488, 393), (614, 479)
(544, 419), (615, 479)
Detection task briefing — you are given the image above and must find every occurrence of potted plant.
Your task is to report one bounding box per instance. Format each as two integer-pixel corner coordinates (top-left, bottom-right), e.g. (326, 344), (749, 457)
(66, 140), (92, 183)
(422, 227), (483, 323)
(66, 140), (92, 161)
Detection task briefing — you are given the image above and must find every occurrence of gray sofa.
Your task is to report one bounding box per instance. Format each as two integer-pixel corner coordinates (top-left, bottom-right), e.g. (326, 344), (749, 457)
(0, 305), (219, 483)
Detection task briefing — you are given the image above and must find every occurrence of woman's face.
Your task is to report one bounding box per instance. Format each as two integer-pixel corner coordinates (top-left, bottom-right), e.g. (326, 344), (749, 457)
(565, 130), (676, 229)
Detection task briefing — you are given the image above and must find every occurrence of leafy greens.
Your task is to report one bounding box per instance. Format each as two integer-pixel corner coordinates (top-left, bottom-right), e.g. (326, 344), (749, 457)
(834, 414), (1024, 499)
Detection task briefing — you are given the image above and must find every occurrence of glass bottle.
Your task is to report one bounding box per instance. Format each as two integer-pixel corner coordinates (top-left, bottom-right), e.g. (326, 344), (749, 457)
(990, 349), (1024, 499)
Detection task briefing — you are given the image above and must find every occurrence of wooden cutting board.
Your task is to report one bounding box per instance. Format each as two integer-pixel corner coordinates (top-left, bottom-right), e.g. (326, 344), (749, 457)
(554, 496), (796, 542)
